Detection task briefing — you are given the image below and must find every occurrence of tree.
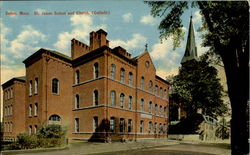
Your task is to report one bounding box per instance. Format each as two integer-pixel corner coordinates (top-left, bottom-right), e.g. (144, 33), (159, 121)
(146, 1), (249, 154)
(171, 54), (227, 118)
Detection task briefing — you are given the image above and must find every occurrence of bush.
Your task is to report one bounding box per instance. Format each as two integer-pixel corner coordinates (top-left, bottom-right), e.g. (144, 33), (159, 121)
(8, 124), (66, 150)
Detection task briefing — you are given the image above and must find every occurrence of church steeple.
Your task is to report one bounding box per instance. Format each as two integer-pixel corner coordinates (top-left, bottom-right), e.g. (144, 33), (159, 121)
(181, 16), (198, 64)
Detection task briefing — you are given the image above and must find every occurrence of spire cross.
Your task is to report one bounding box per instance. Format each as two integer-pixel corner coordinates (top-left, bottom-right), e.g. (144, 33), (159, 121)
(145, 43), (148, 51)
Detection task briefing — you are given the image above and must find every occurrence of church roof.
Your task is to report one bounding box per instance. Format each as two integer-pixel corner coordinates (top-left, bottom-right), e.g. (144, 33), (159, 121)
(181, 16), (198, 64)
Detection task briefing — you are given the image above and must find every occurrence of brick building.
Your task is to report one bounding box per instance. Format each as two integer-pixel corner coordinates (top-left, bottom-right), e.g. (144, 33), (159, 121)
(2, 29), (169, 141)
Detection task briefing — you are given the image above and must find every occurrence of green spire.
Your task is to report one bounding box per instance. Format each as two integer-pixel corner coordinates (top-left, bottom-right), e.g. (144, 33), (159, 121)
(181, 16), (198, 64)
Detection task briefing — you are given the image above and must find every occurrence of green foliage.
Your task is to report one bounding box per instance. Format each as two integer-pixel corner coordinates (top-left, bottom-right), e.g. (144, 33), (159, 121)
(7, 124), (66, 150)
(171, 55), (227, 117)
(37, 124), (66, 139)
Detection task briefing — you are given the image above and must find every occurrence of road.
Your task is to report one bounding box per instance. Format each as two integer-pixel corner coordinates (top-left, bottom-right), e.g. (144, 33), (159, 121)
(3, 140), (231, 155)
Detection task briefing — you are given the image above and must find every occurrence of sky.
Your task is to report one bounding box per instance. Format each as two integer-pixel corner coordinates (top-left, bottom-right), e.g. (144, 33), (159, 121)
(0, 1), (208, 86)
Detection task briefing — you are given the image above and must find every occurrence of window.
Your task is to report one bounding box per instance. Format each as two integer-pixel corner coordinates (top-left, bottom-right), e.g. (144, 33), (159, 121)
(119, 118), (125, 133)
(159, 123), (162, 134)
(155, 104), (158, 115)
(34, 78), (38, 94)
(129, 72), (133, 86)
(140, 99), (144, 111)
(93, 90), (98, 106)
(75, 70), (80, 84)
(5, 91), (7, 100)
(75, 118), (79, 132)
(128, 119), (132, 133)
(164, 89), (167, 99)
(10, 88), (13, 98)
(49, 115), (61, 123)
(29, 125), (32, 135)
(110, 117), (115, 132)
(141, 77), (145, 89)
(4, 106), (7, 116)
(155, 85), (158, 96)
(34, 125), (37, 134)
(160, 87), (163, 97)
(34, 103), (38, 116)
(164, 107), (167, 117)
(140, 120), (144, 133)
(110, 91), (116, 107)
(7, 90), (10, 99)
(10, 105), (12, 115)
(29, 104), (32, 117)
(75, 94), (80, 109)
(129, 96), (132, 110)
(10, 122), (12, 132)
(149, 81), (153, 93)
(120, 93), (125, 108)
(149, 122), (153, 134)
(93, 116), (98, 131)
(149, 102), (152, 113)
(94, 63), (99, 79)
(111, 64), (116, 79)
(52, 78), (59, 94)
(120, 68), (125, 83)
(29, 80), (32, 96)
(160, 106), (163, 116)
(154, 123), (157, 134)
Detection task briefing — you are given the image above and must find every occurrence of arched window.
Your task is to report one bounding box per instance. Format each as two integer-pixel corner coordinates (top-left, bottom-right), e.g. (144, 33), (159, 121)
(120, 68), (125, 83)
(160, 87), (163, 97)
(75, 70), (80, 84)
(164, 89), (167, 99)
(75, 118), (79, 132)
(149, 80), (153, 93)
(129, 72), (133, 86)
(75, 94), (80, 109)
(155, 85), (158, 96)
(149, 101), (152, 113)
(149, 121), (153, 134)
(110, 91), (116, 107)
(111, 64), (116, 79)
(34, 103), (38, 116)
(29, 125), (32, 135)
(140, 120), (144, 133)
(94, 63), (99, 79)
(52, 78), (59, 94)
(93, 116), (98, 131)
(129, 96), (133, 110)
(141, 77), (145, 89)
(160, 105), (163, 116)
(155, 104), (158, 115)
(29, 80), (32, 96)
(119, 118), (125, 132)
(140, 99), (144, 111)
(35, 78), (38, 94)
(10, 88), (13, 98)
(120, 93), (125, 108)
(93, 90), (98, 106)
(29, 104), (32, 117)
(49, 114), (61, 124)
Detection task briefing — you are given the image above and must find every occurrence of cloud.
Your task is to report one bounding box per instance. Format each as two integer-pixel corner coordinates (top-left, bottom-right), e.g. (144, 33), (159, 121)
(140, 15), (157, 25)
(53, 15), (107, 54)
(193, 11), (202, 24)
(156, 68), (179, 79)
(122, 13), (133, 23)
(110, 33), (147, 50)
(6, 25), (47, 59)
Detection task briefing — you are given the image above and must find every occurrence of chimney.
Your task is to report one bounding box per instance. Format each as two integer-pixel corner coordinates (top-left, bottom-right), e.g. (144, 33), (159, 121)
(90, 29), (109, 50)
(71, 38), (90, 60)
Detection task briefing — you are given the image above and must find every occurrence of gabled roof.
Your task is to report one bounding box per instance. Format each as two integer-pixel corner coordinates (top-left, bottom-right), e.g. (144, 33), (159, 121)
(23, 48), (71, 65)
(156, 75), (170, 85)
(2, 76), (26, 89)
